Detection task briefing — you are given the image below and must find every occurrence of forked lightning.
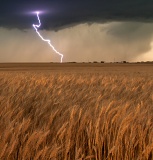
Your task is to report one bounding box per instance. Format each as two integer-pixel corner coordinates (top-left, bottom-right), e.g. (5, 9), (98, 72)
(33, 12), (63, 62)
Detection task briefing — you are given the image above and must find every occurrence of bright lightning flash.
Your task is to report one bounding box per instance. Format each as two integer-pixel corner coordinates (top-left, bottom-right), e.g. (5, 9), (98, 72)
(33, 11), (63, 62)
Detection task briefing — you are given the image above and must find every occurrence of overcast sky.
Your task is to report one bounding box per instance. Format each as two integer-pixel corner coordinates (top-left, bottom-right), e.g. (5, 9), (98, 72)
(0, 0), (153, 62)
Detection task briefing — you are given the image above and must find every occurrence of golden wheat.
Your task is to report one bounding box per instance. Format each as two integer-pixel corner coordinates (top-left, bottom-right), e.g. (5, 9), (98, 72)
(0, 67), (153, 160)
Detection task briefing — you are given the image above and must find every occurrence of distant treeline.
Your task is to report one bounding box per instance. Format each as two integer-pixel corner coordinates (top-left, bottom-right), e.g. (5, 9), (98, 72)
(67, 61), (153, 64)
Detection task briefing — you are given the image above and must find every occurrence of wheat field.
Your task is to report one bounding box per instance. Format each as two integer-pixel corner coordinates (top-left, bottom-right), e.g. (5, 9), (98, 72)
(0, 63), (153, 160)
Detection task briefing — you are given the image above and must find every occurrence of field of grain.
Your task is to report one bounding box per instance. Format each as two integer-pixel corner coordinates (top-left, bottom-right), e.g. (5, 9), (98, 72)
(0, 63), (153, 160)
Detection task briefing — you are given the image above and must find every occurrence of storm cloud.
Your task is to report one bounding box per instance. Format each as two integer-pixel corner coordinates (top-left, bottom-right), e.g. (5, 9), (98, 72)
(0, 0), (153, 62)
(1, 0), (153, 30)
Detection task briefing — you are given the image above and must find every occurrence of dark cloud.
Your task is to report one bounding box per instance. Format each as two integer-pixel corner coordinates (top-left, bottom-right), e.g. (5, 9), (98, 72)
(1, 0), (153, 63)
(1, 0), (153, 30)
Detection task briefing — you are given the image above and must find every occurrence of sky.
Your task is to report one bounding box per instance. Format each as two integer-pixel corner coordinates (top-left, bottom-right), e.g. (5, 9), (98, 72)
(0, 0), (153, 62)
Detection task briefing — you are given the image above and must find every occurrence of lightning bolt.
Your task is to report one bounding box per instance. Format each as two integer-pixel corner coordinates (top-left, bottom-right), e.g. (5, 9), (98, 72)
(33, 12), (63, 63)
